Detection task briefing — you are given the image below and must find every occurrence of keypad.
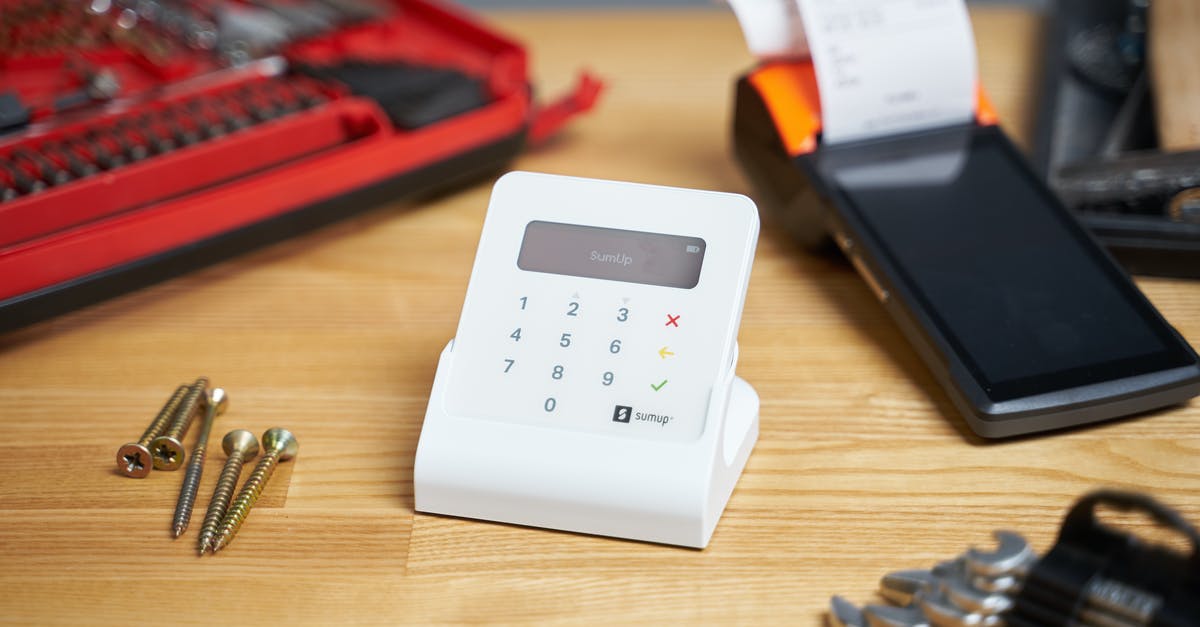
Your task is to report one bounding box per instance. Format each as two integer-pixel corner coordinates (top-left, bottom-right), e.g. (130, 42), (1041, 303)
(447, 279), (717, 441)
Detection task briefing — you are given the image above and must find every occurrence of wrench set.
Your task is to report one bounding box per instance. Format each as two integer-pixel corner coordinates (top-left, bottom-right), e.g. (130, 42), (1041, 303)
(830, 491), (1200, 627)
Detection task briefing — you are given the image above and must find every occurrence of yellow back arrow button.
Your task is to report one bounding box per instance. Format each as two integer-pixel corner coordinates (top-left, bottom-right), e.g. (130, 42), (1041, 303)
(658, 346), (675, 359)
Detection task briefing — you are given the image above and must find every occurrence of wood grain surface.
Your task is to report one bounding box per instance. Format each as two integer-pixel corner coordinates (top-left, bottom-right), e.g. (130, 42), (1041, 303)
(1150, 0), (1200, 151)
(2, 7), (1198, 625)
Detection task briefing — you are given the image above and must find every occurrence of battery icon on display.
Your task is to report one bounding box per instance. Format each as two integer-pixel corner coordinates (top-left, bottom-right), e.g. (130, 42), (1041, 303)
(686, 245), (700, 253)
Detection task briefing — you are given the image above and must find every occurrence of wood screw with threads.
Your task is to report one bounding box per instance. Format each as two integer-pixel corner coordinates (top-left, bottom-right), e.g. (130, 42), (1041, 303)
(150, 376), (209, 471)
(198, 429), (258, 554)
(212, 428), (298, 553)
(171, 387), (228, 538)
(115, 383), (189, 478)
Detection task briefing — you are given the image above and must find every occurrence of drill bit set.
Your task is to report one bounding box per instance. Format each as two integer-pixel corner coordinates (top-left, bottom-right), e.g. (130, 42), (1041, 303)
(0, 0), (387, 65)
(115, 378), (299, 554)
(0, 72), (333, 206)
(829, 491), (1200, 627)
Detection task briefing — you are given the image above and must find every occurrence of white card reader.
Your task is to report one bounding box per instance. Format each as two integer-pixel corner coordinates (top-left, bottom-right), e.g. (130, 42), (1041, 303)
(414, 171), (760, 548)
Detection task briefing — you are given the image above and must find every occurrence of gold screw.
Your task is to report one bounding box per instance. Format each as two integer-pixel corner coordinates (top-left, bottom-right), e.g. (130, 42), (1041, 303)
(150, 377), (208, 470)
(198, 429), (259, 554)
(115, 383), (188, 478)
(212, 428), (298, 553)
(171, 388), (228, 538)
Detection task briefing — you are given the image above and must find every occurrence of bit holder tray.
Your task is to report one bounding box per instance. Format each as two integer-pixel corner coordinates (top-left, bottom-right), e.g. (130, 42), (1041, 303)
(0, 0), (599, 332)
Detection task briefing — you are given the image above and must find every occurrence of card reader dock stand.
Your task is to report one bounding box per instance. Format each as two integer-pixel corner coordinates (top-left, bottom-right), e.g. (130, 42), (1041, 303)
(732, 61), (1200, 438)
(414, 172), (761, 548)
(415, 341), (758, 548)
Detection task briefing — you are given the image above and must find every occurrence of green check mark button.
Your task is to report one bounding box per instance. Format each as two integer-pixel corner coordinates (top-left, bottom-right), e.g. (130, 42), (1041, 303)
(651, 379), (668, 392)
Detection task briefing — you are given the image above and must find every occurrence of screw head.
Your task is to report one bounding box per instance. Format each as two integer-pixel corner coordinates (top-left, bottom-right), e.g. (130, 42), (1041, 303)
(149, 436), (186, 470)
(207, 387), (229, 416)
(222, 429), (259, 458)
(261, 428), (298, 460)
(116, 442), (153, 478)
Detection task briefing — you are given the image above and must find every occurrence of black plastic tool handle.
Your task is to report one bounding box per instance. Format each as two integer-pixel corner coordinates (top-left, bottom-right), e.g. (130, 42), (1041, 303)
(1060, 489), (1200, 567)
(1008, 490), (1200, 627)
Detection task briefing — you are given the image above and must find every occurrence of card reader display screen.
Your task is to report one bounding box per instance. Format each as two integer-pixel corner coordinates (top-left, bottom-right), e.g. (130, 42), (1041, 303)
(823, 126), (1193, 401)
(517, 221), (706, 289)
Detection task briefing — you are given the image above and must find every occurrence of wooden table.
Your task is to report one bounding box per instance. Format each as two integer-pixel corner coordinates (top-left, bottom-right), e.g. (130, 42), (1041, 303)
(2, 7), (1197, 625)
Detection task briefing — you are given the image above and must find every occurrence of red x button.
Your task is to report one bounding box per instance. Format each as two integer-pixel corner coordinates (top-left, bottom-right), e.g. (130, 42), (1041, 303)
(665, 314), (680, 327)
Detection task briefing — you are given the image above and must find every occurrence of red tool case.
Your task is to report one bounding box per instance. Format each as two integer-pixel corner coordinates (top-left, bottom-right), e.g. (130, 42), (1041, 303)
(0, 0), (600, 333)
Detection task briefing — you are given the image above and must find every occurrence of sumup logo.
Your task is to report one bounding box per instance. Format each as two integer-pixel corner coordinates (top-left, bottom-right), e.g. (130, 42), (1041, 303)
(612, 404), (673, 427)
(635, 410), (673, 427)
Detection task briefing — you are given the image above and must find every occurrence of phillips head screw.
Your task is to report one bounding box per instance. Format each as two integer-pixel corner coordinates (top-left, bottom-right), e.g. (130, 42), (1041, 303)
(150, 376), (208, 470)
(171, 387), (228, 538)
(115, 383), (189, 478)
(198, 429), (259, 554)
(212, 428), (298, 553)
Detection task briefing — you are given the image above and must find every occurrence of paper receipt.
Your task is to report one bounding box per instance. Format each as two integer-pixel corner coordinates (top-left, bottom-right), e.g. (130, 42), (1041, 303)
(795, 0), (978, 144)
(729, 0), (809, 59)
